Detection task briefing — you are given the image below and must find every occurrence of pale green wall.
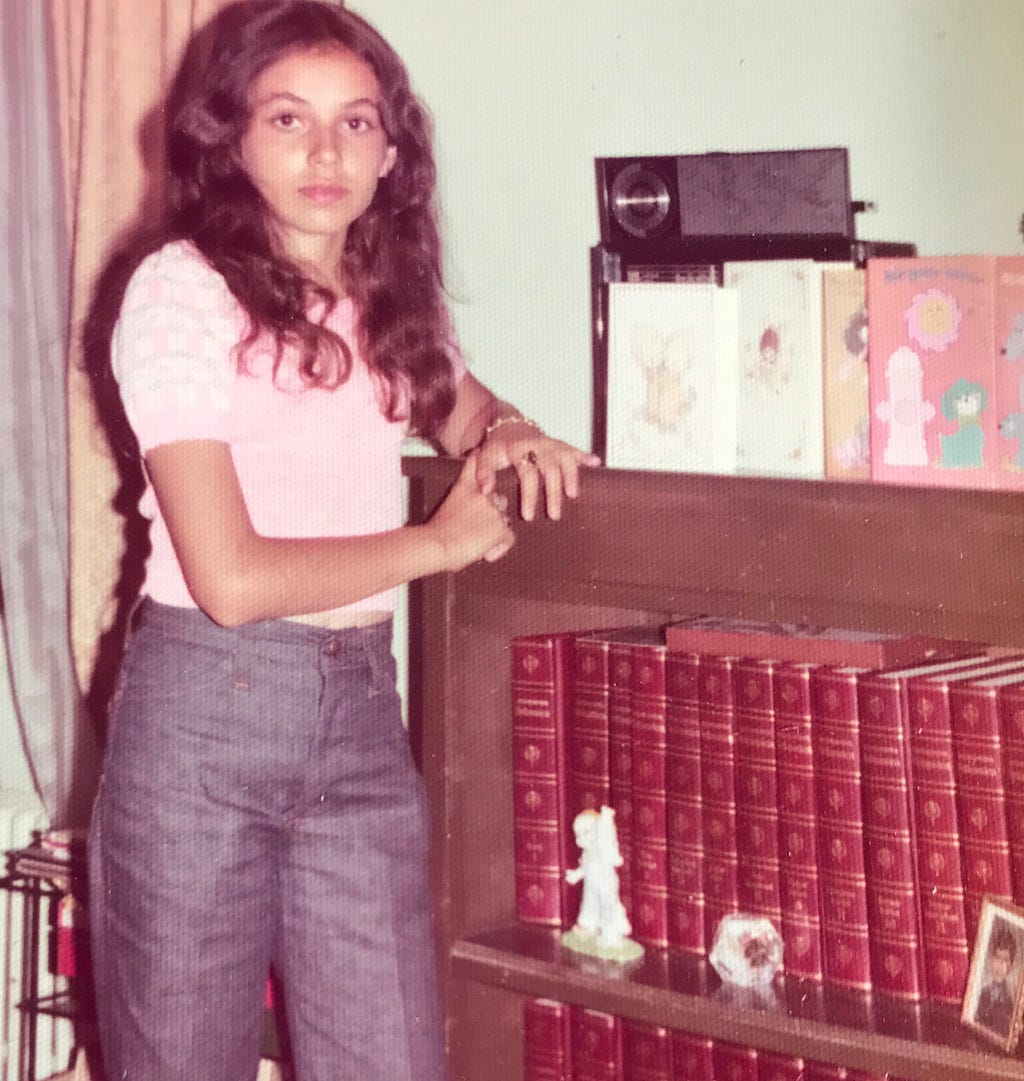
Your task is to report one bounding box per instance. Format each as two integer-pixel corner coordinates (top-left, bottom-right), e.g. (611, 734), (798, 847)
(366, 0), (1024, 451)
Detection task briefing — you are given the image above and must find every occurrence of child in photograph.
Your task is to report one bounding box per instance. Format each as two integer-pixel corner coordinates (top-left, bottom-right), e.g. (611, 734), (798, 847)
(976, 924), (1018, 1038)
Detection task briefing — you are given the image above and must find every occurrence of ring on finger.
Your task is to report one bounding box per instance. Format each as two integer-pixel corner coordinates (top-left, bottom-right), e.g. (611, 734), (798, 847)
(521, 450), (539, 466)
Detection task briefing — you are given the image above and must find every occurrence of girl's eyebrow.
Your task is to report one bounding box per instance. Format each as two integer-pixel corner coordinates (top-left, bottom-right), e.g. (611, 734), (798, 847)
(253, 90), (382, 112)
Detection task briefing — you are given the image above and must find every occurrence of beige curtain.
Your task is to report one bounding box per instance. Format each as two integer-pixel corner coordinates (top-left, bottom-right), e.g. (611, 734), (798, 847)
(50, 0), (233, 706)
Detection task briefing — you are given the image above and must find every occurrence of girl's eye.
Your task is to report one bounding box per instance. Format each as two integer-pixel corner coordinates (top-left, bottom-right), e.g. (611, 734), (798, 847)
(344, 115), (377, 133)
(272, 113), (301, 130)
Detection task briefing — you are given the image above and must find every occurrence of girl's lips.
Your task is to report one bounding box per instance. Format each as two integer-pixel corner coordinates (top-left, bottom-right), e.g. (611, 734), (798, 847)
(299, 184), (347, 204)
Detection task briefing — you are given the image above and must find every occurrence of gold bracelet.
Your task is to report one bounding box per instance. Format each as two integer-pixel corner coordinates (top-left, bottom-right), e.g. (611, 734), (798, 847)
(482, 414), (541, 439)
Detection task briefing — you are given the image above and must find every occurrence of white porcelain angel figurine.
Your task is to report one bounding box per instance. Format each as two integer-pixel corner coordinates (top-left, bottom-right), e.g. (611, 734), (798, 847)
(560, 806), (643, 961)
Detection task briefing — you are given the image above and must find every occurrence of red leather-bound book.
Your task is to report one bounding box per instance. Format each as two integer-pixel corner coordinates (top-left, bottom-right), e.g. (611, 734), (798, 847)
(571, 627), (664, 925)
(571, 1008), (624, 1081)
(855, 653), (993, 1000)
(732, 658), (782, 929)
(773, 661), (824, 981)
(571, 634), (613, 818)
(665, 650), (705, 954)
(630, 640), (670, 948)
(906, 655), (1024, 1002)
(999, 681), (1024, 901)
(809, 665), (872, 991)
(511, 632), (578, 927)
(804, 1067), (898, 1081)
(665, 615), (972, 668)
(757, 1050), (805, 1081)
(523, 998), (572, 1081)
(698, 654), (739, 949)
(712, 1040), (758, 1080)
(623, 1020), (671, 1081)
(669, 1030), (714, 1081)
(949, 666), (1024, 933)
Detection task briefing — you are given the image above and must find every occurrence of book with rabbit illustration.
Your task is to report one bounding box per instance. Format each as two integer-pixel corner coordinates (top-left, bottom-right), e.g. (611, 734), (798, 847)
(605, 282), (738, 475)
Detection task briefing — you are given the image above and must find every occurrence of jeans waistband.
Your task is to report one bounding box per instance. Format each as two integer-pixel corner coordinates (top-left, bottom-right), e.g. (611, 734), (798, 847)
(132, 597), (393, 656)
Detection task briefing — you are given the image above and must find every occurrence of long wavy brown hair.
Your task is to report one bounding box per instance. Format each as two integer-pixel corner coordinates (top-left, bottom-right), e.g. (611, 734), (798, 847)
(162, 0), (456, 437)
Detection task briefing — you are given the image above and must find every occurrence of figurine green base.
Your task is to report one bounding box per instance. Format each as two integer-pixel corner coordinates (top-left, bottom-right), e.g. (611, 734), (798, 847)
(559, 927), (644, 963)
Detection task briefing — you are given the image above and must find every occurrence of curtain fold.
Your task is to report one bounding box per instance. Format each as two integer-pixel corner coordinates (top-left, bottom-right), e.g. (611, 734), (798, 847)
(52, 0), (233, 713)
(0, 0), (96, 825)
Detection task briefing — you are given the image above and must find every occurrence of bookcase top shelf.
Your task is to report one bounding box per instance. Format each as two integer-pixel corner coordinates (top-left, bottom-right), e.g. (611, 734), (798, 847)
(452, 925), (1023, 1081)
(405, 458), (1024, 648)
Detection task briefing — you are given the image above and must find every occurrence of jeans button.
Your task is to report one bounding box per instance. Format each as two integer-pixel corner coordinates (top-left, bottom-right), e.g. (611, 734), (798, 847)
(324, 637), (340, 657)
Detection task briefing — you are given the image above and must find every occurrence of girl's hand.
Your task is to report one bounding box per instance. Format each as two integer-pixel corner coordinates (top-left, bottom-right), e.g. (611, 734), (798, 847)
(427, 452), (515, 570)
(475, 420), (601, 522)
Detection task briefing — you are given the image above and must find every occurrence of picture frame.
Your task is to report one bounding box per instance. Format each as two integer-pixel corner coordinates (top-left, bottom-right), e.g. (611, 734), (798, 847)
(961, 896), (1024, 1052)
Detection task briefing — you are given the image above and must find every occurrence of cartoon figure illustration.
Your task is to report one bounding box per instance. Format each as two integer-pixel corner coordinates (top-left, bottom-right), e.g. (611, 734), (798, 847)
(876, 346), (934, 466)
(561, 806), (642, 960)
(905, 288), (962, 352)
(938, 377), (987, 468)
(1001, 375), (1024, 469)
(976, 923), (1018, 1038)
(838, 305), (869, 383)
(1003, 313), (1024, 360)
(629, 323), (698, 436)
(748, 325), (791, 393)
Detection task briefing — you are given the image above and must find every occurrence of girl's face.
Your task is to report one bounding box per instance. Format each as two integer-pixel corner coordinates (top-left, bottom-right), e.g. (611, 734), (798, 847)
(239, 44), (397, 269)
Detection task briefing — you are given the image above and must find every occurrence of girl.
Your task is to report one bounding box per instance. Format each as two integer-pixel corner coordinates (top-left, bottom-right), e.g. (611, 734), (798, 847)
(87, 3), (597, 1080)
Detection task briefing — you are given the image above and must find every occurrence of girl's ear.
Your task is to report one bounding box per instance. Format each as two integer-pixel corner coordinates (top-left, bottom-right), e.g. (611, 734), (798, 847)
(379, 145), (397, 179)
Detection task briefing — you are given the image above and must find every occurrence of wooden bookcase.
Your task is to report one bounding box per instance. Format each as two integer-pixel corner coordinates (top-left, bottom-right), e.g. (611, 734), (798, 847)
(404, 457), (1024, 1081)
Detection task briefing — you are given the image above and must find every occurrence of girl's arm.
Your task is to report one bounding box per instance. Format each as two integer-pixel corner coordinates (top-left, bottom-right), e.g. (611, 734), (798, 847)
(437, 371), (600, 522)
(145, 439), (513, 628)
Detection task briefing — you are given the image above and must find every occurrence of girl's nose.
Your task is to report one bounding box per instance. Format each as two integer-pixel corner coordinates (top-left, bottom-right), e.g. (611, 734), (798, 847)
(309, 128), (340, 165)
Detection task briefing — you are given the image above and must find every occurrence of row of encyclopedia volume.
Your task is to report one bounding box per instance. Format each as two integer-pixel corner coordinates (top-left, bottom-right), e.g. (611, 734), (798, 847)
(510, 614), (1024, 1004)
(604, 255), (1024, 490)
(523, 998), (911, 1081)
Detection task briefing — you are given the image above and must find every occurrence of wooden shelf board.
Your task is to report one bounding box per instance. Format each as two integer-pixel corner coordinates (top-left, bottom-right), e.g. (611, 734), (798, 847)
(451, 926), (1024, 1081)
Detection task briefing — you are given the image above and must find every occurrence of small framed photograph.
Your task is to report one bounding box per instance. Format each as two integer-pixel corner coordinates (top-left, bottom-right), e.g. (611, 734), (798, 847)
(962, 897), (1024, 1052)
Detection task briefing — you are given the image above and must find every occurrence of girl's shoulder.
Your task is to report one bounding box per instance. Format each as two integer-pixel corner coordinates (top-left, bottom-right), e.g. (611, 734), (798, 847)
(129, 239), (229, 296)
(121, 240), (241, 331)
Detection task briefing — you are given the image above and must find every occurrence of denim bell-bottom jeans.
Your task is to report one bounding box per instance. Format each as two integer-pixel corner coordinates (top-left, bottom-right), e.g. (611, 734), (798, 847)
(88, 600), (447, 1081)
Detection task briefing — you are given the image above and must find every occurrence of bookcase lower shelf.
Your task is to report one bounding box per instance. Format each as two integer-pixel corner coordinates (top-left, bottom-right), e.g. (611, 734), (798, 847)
(451, 926), (1021, 1081)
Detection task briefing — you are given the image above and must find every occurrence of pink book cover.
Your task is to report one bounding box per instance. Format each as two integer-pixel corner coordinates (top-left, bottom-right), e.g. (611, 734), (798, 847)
(698, 655), (739, 949)
(855, 653), (992, 1000)
(630, 641), (670, 949)
(523, 998), (572, 1081)
(809, 665), (872, 991)
(903, 655), (1024, 1001)
(723, 258), (827, 479)
(822, 267), (870, 480)
(867, 255), (1024, 490)
(948, 667), (1024, 933)
(998, 682), (1024, 902)
(571, 1008), (623, 1081)
(623, 1021), (671, 1081)
(511, 632), (578, 928)
(995, 257), (1024, 485)
(773, 661), (824, 981)
(665, 651), (705, 954)
(732, 659), (782, 926)
(664, 614), (974, 669)
(670, 1031), (714, 1081)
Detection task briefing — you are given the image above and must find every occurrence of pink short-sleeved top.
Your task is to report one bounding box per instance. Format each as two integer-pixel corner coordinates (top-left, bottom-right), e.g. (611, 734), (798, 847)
(112, 240), (463, 620)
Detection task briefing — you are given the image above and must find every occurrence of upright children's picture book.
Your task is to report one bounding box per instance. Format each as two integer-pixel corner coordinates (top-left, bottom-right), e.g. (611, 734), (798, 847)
(605, 282), (739, 475)
(867, 255), (1024, 490)
(723, 259), (835, 479)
